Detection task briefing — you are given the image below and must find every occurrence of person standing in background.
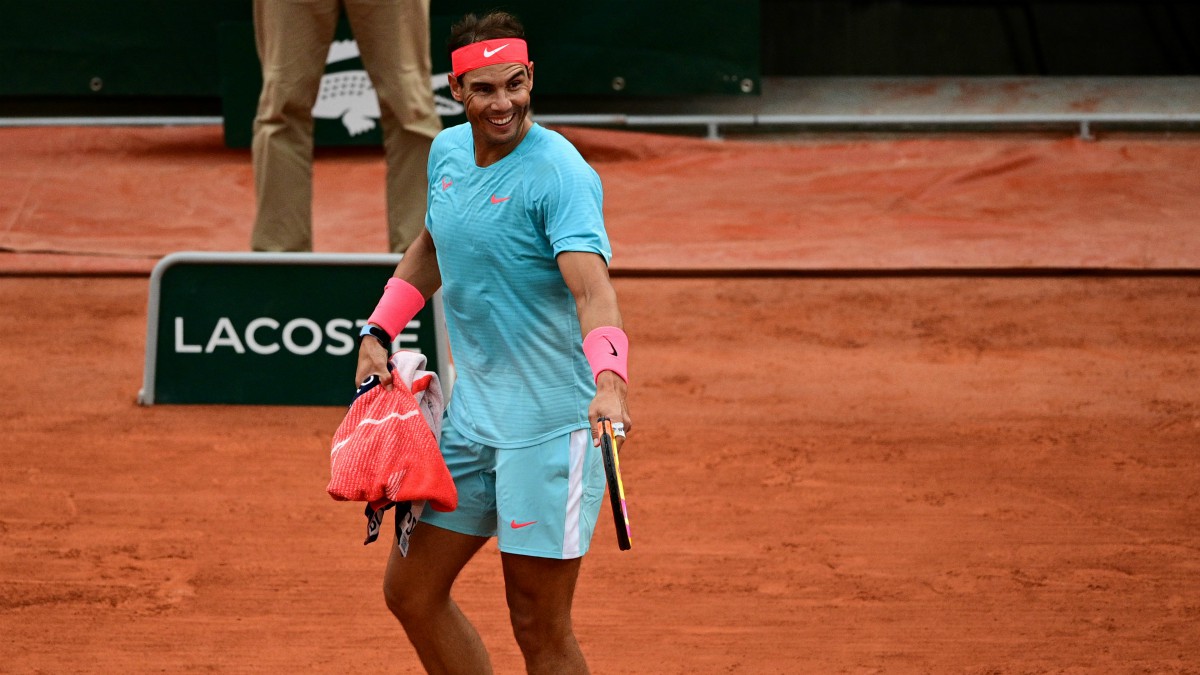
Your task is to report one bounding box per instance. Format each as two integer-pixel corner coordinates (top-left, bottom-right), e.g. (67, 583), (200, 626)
(251, 0), (441, 253)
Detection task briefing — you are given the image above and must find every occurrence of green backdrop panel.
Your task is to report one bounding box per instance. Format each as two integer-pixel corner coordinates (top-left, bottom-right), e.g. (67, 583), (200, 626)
(0, 0), (249, 96)
(141, 253), (448, 407)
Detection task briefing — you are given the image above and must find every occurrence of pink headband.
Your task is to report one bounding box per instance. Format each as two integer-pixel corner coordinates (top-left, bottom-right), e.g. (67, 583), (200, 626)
(451, 38), (530, 77)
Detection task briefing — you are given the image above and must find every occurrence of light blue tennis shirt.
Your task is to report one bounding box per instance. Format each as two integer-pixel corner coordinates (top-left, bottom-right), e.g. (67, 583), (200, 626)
(425, 122), (611, 448)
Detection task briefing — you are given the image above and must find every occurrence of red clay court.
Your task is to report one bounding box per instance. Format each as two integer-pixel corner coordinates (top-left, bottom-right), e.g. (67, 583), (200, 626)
(1, 117), (1199, 672)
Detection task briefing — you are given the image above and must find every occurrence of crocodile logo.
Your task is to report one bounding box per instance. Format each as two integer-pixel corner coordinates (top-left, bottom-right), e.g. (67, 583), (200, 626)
(313, 40), (464, 136)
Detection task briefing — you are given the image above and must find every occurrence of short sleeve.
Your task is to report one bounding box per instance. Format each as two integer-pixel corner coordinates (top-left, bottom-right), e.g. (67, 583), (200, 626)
(534, 143), (611, 263)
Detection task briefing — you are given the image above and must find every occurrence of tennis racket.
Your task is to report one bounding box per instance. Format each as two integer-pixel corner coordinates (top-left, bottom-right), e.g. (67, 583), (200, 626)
(598, 417), (632, 551)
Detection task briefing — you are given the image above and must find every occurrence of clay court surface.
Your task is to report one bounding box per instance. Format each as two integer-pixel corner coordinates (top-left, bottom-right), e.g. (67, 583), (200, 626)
(2, 124), (1199, 673)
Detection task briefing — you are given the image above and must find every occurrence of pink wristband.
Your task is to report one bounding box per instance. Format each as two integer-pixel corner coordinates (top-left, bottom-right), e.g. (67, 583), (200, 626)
(367, 278), (425, 339)
(582, 326), (629, 383)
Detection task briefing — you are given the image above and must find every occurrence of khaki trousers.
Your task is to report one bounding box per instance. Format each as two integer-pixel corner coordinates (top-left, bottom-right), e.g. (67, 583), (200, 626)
(250, 0), (441, 253)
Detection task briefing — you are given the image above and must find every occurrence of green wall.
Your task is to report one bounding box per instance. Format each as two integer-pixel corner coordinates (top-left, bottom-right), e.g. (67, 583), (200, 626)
(0, 0), (249, 96)
(0, 1), (760, 99)
(2, 1), (1194, 109)
(761, 1), (1200, 76)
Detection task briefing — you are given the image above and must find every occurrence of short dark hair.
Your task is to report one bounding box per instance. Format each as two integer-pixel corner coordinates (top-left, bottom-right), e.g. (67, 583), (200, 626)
(448, 11), (526, 58)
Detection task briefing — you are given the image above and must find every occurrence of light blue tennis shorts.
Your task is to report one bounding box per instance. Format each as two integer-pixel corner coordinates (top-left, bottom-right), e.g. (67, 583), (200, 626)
(422, 415), (606, 559)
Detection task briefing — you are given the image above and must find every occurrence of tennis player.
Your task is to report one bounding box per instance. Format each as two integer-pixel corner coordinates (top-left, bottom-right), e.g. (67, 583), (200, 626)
(352, 11), (632, 673)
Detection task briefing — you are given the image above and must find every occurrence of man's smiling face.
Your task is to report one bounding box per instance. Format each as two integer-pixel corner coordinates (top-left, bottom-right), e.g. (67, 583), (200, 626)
(451, 61), (535, 162)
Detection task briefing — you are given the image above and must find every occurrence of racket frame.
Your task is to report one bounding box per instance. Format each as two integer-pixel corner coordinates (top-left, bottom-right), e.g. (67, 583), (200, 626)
(598, 417), (632, 551)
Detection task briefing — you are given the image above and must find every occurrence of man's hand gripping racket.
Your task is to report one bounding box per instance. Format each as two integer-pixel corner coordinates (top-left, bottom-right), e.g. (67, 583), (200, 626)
(597, 417), (632, 551)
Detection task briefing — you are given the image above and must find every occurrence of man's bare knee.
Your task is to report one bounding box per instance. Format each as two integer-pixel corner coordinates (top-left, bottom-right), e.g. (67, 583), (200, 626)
(503, 553), (581, 656)
(383, 577), (442, 625)
(509, 600), (573, 653)
(382, 581), (415, 622)
(381, 524), (485, 626)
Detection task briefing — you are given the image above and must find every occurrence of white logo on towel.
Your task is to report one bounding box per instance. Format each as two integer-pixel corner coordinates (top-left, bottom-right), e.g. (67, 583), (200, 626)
(313, 40), (461, 136)
(330, 409), (422, 457)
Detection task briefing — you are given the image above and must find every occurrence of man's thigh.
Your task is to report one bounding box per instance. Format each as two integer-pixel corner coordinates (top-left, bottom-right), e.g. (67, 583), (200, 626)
(384, 520), (488, 600)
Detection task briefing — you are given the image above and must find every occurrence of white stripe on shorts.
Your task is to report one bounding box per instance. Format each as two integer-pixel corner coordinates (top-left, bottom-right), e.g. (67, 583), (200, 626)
(561, 428), (589, 558)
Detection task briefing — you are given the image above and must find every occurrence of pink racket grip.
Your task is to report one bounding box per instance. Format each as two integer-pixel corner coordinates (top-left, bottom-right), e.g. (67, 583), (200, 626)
(582, 326), (629, 383)
(367, 277), (425, 339)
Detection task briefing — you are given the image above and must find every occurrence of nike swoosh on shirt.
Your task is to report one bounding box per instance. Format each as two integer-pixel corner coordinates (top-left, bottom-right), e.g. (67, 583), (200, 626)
(510, 520), (537, 529)
(483, 44), (509, 58)
(490, 195), (511, 204)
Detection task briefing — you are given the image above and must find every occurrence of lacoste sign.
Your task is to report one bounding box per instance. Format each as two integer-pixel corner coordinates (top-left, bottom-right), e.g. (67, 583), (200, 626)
(139, 252), (450, 406)
(173, 316), (372, 356)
